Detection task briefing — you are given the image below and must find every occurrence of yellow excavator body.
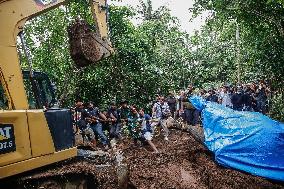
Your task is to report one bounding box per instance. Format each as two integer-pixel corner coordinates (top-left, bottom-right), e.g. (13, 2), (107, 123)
(0, 0), (113, 179)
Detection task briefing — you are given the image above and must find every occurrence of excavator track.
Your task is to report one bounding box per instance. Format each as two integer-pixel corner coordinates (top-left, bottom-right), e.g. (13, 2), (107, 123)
(1, 150), (129, 189)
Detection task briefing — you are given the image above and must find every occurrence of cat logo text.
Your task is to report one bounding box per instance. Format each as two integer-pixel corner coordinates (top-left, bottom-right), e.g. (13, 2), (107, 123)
(0, 124), (16, 154)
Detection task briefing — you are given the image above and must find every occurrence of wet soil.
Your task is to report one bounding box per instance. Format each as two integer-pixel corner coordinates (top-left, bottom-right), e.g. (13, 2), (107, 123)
(122, 129), (284, 189)
(1, 129), (284, 189)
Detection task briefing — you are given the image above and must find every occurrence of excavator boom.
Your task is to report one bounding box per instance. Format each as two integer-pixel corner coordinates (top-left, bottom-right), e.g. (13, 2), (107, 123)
(0, 0), (113, 109)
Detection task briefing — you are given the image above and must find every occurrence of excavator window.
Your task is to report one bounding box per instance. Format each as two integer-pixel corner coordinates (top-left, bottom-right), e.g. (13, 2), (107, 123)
(0, 84), (8, 110)
(22, 71), (56, 109)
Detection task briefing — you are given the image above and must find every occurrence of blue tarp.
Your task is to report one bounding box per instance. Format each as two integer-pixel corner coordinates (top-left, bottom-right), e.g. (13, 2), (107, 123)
(190, 96), (284, 181)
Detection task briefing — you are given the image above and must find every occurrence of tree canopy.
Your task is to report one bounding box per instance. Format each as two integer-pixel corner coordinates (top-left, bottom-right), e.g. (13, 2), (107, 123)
(19, 0), (284, 119)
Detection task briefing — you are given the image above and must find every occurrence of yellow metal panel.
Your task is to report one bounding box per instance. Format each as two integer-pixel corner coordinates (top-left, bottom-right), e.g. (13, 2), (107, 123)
(0, 110), (31, 166)
(90, 0), (109, 39)
(0, 0), (66, 46)
(0, 147), (77, 179)
(0, 46), (29, 110)
(27, 110), (55, 157)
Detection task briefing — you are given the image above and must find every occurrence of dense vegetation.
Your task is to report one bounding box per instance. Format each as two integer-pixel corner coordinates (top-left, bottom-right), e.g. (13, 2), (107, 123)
(19, 0), (284, 120)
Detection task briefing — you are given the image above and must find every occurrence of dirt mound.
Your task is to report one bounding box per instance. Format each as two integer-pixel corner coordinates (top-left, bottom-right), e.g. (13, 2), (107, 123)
(123, 129), (284, 189)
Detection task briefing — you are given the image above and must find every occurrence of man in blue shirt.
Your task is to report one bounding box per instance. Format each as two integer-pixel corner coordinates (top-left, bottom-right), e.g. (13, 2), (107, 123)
(86, 102), (109, 149)
(139, 108), (159, 153)
(73, 100), (96, 148)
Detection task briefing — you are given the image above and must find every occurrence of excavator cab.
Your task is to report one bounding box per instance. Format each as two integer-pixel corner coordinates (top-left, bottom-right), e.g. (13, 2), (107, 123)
(22, 70), (75, 152)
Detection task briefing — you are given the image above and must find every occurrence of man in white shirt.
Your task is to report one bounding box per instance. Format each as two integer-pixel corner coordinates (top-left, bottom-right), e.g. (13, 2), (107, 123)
(218, 86), (232, 108)
(152, 96), (171, 141)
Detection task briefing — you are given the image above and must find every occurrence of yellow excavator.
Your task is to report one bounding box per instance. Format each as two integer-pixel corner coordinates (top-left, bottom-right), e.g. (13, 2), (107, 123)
(0, 0), (113, 179)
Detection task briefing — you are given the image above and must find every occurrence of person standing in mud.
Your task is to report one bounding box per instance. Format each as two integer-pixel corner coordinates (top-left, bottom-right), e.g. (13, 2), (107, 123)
(127, 107), (141, 146)
(119, 99), (130, 135)
(183, 85), (200, 127)
(176, 90), (185, 119)
(152, 96), (171, 141)
(86, 102), (109, 149)
(101, 110), (111, 133)
(72, 100), (97, 148)
(108, 101), (122, 140)
(79, 110), (97, 148)
(166, 91), (177, 119)
(73, 100), (84, 127)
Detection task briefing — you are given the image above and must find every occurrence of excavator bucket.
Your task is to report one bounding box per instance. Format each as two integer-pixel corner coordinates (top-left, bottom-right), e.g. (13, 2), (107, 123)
(67, 19), (113, 68)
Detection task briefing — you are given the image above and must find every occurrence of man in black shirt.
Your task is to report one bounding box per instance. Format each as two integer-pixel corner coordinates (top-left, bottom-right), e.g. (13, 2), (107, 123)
(73, 100), (96, 147)
(206, 90), (218, 102)
(256, 84), (268, 114)
(243, 88), (254, 111)
(119, 99), (130, 130)
(166, 92), (177, 118)
(108, 102), (122, 139)
(231, 87), (244, 111)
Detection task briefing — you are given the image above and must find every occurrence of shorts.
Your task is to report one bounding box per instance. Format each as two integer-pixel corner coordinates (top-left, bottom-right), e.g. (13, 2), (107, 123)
(143, 131), (153, 141)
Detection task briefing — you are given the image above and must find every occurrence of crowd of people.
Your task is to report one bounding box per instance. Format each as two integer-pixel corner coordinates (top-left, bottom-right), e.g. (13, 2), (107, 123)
(72, 99), (163, 153)
(175, 81), (271, 127)
(72, 80), (271, 153)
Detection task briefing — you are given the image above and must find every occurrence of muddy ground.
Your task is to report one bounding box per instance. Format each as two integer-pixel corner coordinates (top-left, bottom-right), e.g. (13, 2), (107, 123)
(122, 129), (284, 189)
(1, 129), (284, 189)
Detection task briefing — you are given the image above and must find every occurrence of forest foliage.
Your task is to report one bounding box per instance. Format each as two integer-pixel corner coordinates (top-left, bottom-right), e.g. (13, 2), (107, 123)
(19, 0), (284, 120)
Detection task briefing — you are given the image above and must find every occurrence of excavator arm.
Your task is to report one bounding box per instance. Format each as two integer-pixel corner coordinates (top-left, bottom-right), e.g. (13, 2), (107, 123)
(0, 0), (114, 179)
(0, 0), (113, 110)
